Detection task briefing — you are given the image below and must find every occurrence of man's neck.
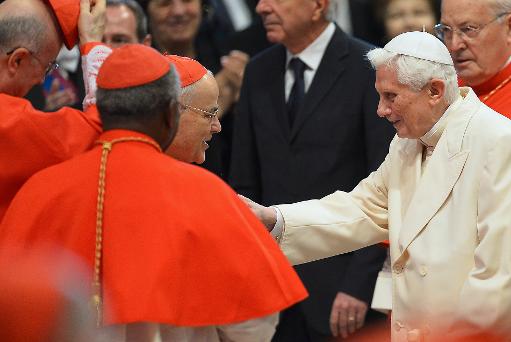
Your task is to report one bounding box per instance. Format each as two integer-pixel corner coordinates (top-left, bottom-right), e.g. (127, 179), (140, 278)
(285, 21), (330, 55)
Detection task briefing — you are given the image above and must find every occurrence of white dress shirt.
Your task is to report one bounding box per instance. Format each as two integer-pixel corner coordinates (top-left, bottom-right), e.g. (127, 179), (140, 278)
(284, 23), (336, 101)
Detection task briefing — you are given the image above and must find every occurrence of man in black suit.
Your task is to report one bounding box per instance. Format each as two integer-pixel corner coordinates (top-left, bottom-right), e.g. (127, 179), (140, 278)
(229, 0), (395, 340)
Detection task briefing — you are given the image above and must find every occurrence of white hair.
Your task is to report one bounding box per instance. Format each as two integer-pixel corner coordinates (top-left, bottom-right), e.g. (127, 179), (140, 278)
(491, 0), (511, 16)
(179, 70), (214, 103)
(367, 48), (459, 105)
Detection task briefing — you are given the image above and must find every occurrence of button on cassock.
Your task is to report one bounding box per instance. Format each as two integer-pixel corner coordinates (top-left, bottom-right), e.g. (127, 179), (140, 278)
(393, 263), (404, 274)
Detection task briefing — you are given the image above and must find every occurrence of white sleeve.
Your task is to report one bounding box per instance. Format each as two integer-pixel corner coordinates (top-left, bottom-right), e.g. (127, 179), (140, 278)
(81, 44), (112, 110)
(275, 152), (392, 266)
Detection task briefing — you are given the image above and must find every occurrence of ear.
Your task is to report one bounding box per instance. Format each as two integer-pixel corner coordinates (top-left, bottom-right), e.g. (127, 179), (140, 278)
(427, 78), (446, 105)
(312, 0), (328, 21)
(6, 48), (32, 76)
(161, 100), (181, 151)
(142, 34), (152, 47)
(504, 13), (511, 44)
(168, 100), (181, 136)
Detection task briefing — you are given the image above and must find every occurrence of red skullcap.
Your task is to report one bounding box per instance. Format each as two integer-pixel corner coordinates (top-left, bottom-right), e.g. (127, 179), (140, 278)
(45, 0), (80, 49)
(97, 44), (171, 89)
(165, 55), (208, 88)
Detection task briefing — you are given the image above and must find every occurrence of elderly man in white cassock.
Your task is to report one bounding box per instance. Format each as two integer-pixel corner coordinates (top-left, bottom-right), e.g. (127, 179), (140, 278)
(242, 31), (511, 341)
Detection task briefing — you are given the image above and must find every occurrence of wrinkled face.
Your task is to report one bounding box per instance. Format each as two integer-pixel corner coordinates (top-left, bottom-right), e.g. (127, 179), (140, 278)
(256, 0), (318, 47)
(375, 66), (435, 139)
(441, 0), (511, 86)
(166, 74), (221, 164)
(147, 0), (201, 50)
(384, 0), (436, 39)
(103, 5), (140, 48)
(0, 0), (61, 96)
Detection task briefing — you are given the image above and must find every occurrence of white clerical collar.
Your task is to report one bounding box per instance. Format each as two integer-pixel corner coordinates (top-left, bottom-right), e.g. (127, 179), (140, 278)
(286, 22), (335, 72)
(420, 94), (463, 148)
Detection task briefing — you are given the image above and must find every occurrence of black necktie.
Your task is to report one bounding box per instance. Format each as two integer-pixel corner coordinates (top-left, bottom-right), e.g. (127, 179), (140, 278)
(287, 58), (306, 126)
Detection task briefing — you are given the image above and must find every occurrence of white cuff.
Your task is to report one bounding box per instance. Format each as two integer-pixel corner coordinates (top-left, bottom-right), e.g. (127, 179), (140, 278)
(270, 206), (284, 242)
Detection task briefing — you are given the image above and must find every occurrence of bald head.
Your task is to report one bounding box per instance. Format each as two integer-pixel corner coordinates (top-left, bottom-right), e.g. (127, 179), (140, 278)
(0, 0), (62, 53)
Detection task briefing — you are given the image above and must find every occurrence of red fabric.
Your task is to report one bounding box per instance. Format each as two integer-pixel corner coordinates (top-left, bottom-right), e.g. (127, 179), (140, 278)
(0, 252), (63, 342)
(165, 55), (207, 87)
(0, 247), (89, 342)
(97, 45), (170, 89)
(0, 130), (307, 326)
(0, 94), (101, 221)
(460, 62), (511, 119)
(45, 0), (80, 49)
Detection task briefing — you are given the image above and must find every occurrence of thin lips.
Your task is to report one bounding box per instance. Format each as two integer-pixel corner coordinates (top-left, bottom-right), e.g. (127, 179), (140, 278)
(453, 56), (471, 64)
(263, 19), (279, 26)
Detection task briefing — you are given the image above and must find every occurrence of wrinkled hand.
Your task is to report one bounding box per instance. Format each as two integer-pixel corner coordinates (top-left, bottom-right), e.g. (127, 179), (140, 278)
(220, 50), (249, 96)
(44, 79), (78, 111)
(238, 195), (276, 231)
(330, 292), (368, 339)
(79, 0), (106, 44)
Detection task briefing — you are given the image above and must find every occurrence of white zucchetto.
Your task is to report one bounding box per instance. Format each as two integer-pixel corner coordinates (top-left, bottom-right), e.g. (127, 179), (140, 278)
(384, 31), (454, 66)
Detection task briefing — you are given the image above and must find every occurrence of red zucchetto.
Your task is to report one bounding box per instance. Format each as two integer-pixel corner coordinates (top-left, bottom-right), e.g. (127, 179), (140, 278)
(165, 55), (207, 88)
(97, 44), (171, 89)
(45, 0), (80, 49)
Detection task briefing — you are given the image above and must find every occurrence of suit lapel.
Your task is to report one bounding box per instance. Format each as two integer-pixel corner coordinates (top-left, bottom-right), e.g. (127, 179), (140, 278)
(290, 27), (349, 141)
(396, 90), (477, 259)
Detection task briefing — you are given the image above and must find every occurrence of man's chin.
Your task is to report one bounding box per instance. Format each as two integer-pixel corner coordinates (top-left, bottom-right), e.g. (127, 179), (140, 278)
(265, 30), (284, 44)
(457, 71), (488, 87)
(194, 154), (206, 165)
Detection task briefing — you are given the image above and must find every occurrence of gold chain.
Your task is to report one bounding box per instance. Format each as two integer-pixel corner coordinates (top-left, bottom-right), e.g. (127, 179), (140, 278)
(481, 74), (511, 102)
(91, 136), (162, 327)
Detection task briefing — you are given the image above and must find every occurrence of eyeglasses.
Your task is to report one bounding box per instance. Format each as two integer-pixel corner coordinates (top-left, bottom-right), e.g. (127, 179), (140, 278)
(179, 102), (219, 122)
(434, 12), (510, 43)
(6, 47), (59, 78)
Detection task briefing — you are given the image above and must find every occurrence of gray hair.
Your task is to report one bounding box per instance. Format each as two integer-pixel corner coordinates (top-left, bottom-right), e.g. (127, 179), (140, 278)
(0, 16), (46, 53)
(325, 0), (337, 21)
(106, 0), (149, 42)
(367, 48), (459, 104)
(490, 0), (511, 16)
(179, 70), (214, 104)
(97, 66), (181, 127)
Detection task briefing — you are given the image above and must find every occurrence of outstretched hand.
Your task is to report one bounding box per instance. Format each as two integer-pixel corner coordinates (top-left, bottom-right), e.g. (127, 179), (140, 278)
(238, 195), (277, 231)
(79, 0), (106, 44)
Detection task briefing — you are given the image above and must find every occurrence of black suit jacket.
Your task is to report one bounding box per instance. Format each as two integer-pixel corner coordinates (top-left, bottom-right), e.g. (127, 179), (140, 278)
(229, 26), (394, 335)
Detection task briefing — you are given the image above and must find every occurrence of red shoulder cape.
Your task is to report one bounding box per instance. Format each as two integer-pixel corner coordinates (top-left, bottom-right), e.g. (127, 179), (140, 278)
(1, 130), (307, 326)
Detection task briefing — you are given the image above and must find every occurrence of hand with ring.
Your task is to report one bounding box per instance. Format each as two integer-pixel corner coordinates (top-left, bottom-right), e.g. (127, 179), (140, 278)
(329, 292), (368, 338)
